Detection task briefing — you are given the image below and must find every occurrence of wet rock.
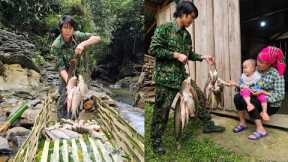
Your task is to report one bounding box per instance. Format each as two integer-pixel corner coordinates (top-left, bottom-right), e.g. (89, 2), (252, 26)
(0, 29), (39, 72)
(9, 135), (29, 148)
(20, 108), (41, 125)
(4, 98), (17, 105)
(109, 84), (121, 89)
(0, 95), (4, 104)
(0, 156), (10, 162)
(13, 91), (35, 100)
(0, 64), (41, 91)
(6, 127), (30, 141)
(0, 136), (12, 154)
(113, 76), (139, 89)
(5, 127), (29, 149)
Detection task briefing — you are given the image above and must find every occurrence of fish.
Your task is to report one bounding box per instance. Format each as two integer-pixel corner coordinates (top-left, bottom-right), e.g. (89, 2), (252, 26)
(204, 64), (229, 110)
(44, 128), (81, 140)
(173, 77), (198, 135)
(71, 86), (81, 120)
(182, 78), (196, 117)
(181, 77), (197, 127)
(78, 75), (88, 97)
(66, 76), (78, 113)
(46, 128), (71, 139)
(67, 76), (78, 88)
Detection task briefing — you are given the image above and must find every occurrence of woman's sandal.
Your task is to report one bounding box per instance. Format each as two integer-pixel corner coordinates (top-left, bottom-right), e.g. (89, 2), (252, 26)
(233, 125), (247, 133)
(248, 131), (268, 140)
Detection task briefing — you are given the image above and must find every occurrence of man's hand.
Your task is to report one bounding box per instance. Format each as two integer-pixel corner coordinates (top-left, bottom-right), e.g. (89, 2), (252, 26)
(75, 44), (85, 55)
(202, 55), (214, 65)
(59, 69), (69, 84)
(173, 52), (188, 64)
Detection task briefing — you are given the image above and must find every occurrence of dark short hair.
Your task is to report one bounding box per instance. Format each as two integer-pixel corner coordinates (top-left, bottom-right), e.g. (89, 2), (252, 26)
(58, 15), (76, 30)
(173, 1), (198, 18)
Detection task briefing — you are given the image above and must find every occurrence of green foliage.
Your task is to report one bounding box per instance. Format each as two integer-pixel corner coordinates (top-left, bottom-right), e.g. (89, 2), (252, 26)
(32, 51), (46, 66)
(45, 14), (61, 29)
(0, 0), (61, 32)
(0, 0), (143, 80)
(85, 0), (143, 73)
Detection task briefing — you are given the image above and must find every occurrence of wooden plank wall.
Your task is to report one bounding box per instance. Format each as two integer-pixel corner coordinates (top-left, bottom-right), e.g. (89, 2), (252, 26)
(156, 0), (241, 110)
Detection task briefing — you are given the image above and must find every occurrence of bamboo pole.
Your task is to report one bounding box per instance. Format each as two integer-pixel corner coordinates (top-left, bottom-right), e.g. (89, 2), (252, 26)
(95, 139), (112, 162)
(89, 137), (103, 162)
(94, 97), (144, 162)
(79, 137), (93, 162)
(62, 140), (69, 162)
(51, 139), (60, 162)
(40, 140), (50, 162)
(71, 139), (80, 162)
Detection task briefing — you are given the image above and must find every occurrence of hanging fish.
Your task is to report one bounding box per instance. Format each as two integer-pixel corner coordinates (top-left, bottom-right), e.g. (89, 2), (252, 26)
(204, 64), (229, 110)
(78, 74), (88, 97)
(71, 86), (81, 120)
(172, 77), (198, 138)
(66, 76), (78, 113)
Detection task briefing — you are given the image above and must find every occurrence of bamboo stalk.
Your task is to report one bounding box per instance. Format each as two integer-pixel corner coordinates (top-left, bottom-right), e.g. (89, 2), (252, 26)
(94, 100), (144, 162)
(79, 137), (92, 162)
(110, 122), (142, 161)
(100, 108), (144, 155)
(51, 139), (60, 162)
(97, 103), (144, 153)
(110, 152), (123, 162)
(40, 140), (50, 162)
(71, 139), (80, 162)
(95, 139), (111, 162)
(13, 95), (55, 162)
(97, 99), (143, 142)
(0, 102), (29, 133)
(89, 137), (103, 162)
(62, 140), (69, 162)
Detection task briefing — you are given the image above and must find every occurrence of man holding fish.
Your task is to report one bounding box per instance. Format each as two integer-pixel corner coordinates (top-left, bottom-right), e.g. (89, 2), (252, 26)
(149, 1), (225, 154)
(51, 15), (101, 119)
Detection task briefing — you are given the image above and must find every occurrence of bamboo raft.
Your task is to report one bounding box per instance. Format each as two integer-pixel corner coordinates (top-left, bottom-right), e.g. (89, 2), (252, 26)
(13, 90), (144, 162)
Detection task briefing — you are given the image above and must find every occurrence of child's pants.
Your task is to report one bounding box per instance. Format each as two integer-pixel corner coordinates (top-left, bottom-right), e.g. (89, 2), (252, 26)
(240, 88), (266, 103)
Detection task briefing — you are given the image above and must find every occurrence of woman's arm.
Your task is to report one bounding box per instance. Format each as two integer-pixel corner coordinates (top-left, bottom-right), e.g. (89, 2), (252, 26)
(267, 76), (285, 103)
(75, 35), (101, 55)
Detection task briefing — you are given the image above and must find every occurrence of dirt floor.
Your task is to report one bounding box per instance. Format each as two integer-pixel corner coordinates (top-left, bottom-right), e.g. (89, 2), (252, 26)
(196, 115), (288, 161)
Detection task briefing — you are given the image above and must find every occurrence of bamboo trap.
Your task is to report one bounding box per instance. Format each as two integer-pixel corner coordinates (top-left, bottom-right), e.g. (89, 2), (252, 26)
(13, 90), (143, 162)
(94, 97), (144, 162)
(37, 137), (124, 162)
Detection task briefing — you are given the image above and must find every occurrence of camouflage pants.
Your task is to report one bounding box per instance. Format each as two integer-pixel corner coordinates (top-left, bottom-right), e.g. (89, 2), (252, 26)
(150, 80), (213, 144)
(57, 80), (69, 119)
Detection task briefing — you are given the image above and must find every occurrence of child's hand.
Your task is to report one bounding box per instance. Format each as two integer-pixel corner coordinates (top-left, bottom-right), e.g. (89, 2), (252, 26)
(227, 80), (237, 87)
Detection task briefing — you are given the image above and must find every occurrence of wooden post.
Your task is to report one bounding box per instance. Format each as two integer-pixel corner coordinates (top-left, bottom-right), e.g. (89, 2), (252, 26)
(194, 0), (215, 90)
(228, 0), (241, 110)
(213, 0), (233, 109)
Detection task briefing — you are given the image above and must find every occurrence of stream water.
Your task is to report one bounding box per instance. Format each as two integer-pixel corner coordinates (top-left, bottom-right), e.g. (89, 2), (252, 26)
(102, 85), (144, 135)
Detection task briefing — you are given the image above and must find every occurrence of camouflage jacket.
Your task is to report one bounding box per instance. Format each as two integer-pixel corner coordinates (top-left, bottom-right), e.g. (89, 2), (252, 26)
(50, 31), (93, 71)
(149, 21), (203, 90)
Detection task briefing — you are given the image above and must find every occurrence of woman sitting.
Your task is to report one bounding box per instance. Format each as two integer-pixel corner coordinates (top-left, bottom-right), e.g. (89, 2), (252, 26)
(232, 46), (286, 140)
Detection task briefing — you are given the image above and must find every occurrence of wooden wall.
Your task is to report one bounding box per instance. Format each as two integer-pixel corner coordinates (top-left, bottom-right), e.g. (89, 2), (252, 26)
(156, 0), (241, 110)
